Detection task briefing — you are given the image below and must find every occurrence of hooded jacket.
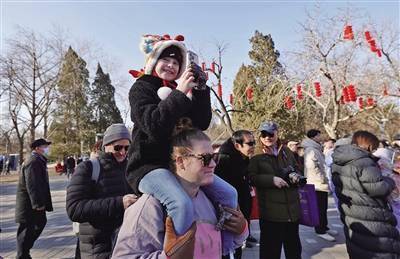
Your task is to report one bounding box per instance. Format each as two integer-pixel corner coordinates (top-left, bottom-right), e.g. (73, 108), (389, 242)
(302, 138), (329, 192)
(332, 144), (400, 259)
(126, 75), (211, 194)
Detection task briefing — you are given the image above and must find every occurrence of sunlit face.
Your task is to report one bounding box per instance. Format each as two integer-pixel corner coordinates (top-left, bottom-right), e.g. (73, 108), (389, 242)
(288, 143), (299, 153)
(260, 130), (278, 147)
(104, 139), (130, 163)
(154, 57), (180, 81)
(324, 140), (334, 151)
(176, 140), (216, 187)
(235, 134), (256, 158)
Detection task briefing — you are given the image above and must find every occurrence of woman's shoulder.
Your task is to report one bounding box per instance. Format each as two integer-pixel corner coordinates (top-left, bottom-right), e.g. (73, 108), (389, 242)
(125, 194), (165, 220)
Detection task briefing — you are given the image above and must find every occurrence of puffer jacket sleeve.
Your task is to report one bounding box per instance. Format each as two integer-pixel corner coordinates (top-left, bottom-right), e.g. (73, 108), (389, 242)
(248, 157), (275, 188)
(129, 82), (193, 141)
(358, 165), (395, 197)
(66, 161), (124, 223)
(186, 88), (211, 130)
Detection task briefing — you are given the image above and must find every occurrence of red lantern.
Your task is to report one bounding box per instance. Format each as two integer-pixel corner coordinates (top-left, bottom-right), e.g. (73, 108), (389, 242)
(246, 86), (253, 102)
(229, 93), (234, 105)
(358, 97), (364, 109)
(369, 42), (378, 52)
(217, 83), (222, 98)
(347, 85), (357, 102)
(296, 84), (303, 100)
(314, 82), (322, 97)
(343, 87), (350, 103)
(284, 96), (294, 109)
(211, 62), (215, 73)
(367, 97), (375, 106)
(376, 49), (382, 57)
(201, 62), (206, 71)
(365, 31), (372, 42)
(343, 25), (354, 40)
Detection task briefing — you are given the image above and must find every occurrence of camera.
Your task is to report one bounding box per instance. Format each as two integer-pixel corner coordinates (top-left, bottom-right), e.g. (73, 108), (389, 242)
(278, 165), (307, 187)
(186, 50), (207, 89)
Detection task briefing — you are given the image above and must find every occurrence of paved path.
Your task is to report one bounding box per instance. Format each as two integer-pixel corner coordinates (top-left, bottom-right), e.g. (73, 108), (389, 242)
(1, 175), (349, 258)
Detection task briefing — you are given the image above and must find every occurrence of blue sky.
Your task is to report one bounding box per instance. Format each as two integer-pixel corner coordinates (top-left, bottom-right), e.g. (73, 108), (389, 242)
(2, 0), (399, 117)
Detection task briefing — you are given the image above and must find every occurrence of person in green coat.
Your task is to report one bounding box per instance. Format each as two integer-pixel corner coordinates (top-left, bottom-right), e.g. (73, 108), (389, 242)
(248, 121), (302, 259)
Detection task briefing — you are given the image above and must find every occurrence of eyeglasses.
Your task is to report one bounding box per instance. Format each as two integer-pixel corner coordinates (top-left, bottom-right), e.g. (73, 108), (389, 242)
(184, 153), (220, 166)
(260, 131), (275, 138)
(113, 145), (130, 152)
(243, 141), (256, 147)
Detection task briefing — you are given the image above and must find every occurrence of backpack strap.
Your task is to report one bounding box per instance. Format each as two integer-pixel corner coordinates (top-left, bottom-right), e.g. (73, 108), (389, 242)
(90, 158), (101, 183)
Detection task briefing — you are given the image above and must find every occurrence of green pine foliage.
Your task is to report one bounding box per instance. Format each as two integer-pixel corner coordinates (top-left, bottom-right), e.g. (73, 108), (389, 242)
(232, 31), (306, 141)
(50, 46), (93, 157)
(90, 63), (123, 134)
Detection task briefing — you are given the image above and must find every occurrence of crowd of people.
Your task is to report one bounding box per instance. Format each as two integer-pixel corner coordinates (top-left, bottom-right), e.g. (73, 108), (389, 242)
(14, 33), (400, 259)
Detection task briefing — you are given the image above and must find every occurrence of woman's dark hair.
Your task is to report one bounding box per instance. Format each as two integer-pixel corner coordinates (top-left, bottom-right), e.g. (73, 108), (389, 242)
(351, 130), (379, 152)
(170, 118), (210, 172)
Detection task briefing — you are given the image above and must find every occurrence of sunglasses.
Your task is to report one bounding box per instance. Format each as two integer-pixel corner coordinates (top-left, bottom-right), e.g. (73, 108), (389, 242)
(184, 153), (220, 166)
(260, 131), (275, 138)
(113, 145), (130, 152)
(243, 141), (256, 147)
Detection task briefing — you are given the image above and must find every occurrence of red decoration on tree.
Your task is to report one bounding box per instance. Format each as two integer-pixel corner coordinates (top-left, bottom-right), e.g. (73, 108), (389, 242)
(369, 40), (378, 52)
(314, 82), (322, 97)
(343, 25), (354, 40)
(358, 97), (364, 109)
(284, 96), (294, 109)
(211, 62), (215, 73)
(367, 97), (375, 106)
(229, 93), (234, 105)
(365, 31), (372, 42)
(376, 49), (382, 57)
(217, 83), (223, 98)
(383, 85), (389, 96)
(296, 84), (303, 100)
(246, 86), (253, 102)
(347, 85), (357, 102)
(342, 87), (350, 103)
(201, 62), (206, 71)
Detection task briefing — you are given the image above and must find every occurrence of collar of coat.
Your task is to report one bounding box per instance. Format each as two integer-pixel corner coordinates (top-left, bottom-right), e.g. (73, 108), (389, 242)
(135, 74), (178, 89)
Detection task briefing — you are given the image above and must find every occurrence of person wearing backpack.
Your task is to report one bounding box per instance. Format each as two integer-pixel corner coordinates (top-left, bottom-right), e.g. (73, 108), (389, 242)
(66, 124), (137, 258)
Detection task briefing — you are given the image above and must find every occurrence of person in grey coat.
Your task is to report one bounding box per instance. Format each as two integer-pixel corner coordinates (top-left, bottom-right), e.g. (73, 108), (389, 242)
(15, 138), (53, 259)
(302, 129), (337, 241)
(332, 130), (400, 259)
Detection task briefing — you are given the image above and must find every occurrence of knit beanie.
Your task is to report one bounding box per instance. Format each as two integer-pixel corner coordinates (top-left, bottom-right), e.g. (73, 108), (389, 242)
(102, 124), (131, 147)
(139, 34), (187, 79)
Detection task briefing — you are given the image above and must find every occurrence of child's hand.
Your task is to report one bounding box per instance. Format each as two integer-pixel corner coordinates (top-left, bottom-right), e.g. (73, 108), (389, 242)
(176, 68), (195, 95)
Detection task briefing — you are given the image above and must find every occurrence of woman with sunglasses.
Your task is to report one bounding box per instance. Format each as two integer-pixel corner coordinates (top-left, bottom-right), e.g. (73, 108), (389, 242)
(112, 127), (248, 259)
(248, 121), (303, 259)
(66, 124), (138, 258)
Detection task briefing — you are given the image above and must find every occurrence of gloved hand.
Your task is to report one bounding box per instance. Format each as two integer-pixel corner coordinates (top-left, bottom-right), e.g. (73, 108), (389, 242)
(164, 216), (196, 259)
(222, 207), (248, 235)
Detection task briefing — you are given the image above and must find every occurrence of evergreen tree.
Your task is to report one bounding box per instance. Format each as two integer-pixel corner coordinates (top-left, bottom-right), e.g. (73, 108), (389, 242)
(232, 31), (306, 140)
(90, 63), (123, 134)
(50, 46), (93, 157)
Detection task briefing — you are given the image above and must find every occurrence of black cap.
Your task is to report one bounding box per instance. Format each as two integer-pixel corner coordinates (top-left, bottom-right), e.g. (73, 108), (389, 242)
(31, 138), (52, 149)
(159, 45), (183, 67)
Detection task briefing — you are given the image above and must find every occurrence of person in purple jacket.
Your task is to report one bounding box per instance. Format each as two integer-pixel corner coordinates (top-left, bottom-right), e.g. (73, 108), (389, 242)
(114, 127), (248, 259)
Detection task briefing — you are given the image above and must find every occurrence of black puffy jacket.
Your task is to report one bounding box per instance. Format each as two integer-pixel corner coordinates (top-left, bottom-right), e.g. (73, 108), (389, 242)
(332, 144), (400, 259)
(66, 152), (132, 259)
(126, 75), (211, 194)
